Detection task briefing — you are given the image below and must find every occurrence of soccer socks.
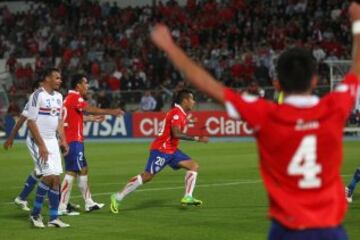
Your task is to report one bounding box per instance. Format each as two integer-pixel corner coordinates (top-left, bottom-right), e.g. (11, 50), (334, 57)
(18, 173), (39, 201)
(115, 175), (143, 202)
(78, 175), (94, 205)
(348, 168), (360, 191)
(48, 188), (60, 221)
(184, 171), (198, 197)
(31, 181), (50, 217)
(59, 174), (75, 210)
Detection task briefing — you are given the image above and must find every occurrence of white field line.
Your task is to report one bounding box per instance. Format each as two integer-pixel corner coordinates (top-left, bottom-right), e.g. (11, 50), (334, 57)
(1, 179), (261, 205)
(1, 174), (354, 205)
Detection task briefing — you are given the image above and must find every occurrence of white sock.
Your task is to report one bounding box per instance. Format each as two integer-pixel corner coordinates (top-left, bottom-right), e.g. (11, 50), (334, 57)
(59, 174), (75, 210)
(184, 171), (198, 197)
(115, 175), (143, 202)
(78, 175), (94, 206)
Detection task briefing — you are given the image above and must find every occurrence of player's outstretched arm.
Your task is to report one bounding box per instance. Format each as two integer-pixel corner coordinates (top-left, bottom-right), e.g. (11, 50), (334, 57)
(171, 126), (208, 143)
(84, 115), (105, 122)
(151, 24), (225, 104)
(84, 105), (124, 117)
(350, 2), (360, 78)
(3, 115), (27, 150)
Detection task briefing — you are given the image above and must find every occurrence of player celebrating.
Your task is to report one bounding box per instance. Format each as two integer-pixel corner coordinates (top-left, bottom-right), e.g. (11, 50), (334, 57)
(27, 68), (69, 228)
(58, 74), (123, 215)
(149, 3), (360, 239)
(110, 89), (208, 214)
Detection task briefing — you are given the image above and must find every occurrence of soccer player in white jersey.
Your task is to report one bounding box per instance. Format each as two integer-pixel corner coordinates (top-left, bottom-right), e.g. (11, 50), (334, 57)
(26, 68), (69, 228)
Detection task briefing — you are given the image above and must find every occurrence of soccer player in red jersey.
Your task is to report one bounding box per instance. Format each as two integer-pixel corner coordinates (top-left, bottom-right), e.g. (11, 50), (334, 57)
(59, 74), (123, 215)
(110, 89), (208, 213)
(150, 3), (360, 239)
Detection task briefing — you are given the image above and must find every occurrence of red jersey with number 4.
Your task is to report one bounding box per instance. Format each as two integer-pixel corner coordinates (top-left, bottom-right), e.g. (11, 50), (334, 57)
(63, 90), (88, 143)
(150, 104), (187, 154)
(224, 73), (359, 229)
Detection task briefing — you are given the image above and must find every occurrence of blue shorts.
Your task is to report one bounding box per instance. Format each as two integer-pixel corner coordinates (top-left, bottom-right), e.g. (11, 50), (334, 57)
(145, 149), (191, 175)
(268, 220), (348, 240)
(64, 141), (87, 172)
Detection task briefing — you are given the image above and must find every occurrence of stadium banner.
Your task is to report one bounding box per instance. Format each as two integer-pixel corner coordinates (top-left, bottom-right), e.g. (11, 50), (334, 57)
(4, 113), (133, 139)
(132, 111), (253, 137)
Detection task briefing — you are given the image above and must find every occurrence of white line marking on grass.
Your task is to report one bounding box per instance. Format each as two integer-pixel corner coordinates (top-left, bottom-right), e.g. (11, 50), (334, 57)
(1, 180), (261, 205)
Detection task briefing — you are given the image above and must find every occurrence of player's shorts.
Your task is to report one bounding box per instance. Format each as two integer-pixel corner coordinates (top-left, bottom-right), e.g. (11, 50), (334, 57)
(26, 137), (63, 176)
(145, 149), (191, 175)
(268, 220), (348, 240)
(64, 141), (87, 172)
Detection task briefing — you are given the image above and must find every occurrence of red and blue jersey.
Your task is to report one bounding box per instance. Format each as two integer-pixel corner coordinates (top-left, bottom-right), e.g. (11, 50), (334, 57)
(150, 104), (187, 154)
(223, 73), (359, 229)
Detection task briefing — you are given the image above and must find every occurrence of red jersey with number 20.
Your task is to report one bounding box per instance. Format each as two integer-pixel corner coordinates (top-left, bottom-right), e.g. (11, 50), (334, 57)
(224, 74), (359, 229)
(63, 90), (88, 143)
(150, 104), (187, 154)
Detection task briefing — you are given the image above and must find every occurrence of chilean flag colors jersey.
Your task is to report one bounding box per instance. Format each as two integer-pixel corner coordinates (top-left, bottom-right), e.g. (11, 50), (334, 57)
(150, 104), (187, 154)
(224, 74), (359, 229)
(63, 90), (88, 143)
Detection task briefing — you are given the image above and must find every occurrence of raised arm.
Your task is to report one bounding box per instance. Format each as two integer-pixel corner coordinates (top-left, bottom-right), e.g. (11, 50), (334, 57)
(3, 115), (27, 150)
(151, 24), (225, 103)
(350, 2), (360, 78)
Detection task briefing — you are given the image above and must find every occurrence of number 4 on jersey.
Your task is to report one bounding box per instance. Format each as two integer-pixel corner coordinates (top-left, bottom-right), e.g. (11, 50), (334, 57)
(287, 135), (322, 189)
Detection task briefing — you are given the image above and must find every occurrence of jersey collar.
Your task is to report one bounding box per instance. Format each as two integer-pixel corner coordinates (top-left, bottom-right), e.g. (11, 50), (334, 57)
(174, 103), (187, 116)
(283, 95), (320, 108)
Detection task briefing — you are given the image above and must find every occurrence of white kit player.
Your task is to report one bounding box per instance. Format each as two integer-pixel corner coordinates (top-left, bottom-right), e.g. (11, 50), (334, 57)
(26, 68), (70, 228)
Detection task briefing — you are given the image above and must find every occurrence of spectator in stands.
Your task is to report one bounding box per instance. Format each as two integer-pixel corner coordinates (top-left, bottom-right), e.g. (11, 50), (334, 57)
(139, 91), (156, 112)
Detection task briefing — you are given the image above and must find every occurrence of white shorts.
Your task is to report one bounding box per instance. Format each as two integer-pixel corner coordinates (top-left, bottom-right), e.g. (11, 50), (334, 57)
(26, 137), (63, 176)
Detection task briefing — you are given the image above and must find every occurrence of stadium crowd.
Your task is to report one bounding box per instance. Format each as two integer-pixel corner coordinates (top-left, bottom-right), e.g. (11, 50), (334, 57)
(0, 0), (352, 115)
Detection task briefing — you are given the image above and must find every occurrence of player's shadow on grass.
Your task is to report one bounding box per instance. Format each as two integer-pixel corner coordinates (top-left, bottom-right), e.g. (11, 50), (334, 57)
(1, 211), (30, 223)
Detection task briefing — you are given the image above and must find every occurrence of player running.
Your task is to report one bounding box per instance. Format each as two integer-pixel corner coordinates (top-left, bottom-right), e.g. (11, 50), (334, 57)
(110, 89), (208, 214)
(58, 74), (123, 215)
(149, 2), (360, 239)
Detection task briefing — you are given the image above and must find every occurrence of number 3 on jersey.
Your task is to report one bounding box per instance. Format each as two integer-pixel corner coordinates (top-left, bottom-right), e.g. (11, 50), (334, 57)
(287, 135), (322, 189)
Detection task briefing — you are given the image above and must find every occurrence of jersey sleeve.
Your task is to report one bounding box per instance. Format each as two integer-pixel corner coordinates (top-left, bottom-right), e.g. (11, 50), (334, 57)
(223, 88), (271, 131)
(27, 91), (41, 121)
(69, 95), (88, 111)
(331, 73), (359, 118)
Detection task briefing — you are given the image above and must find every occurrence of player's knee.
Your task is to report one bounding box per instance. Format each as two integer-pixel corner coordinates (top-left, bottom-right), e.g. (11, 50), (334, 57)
(141, 172), (153, 183)
(190, 161), (199, 172)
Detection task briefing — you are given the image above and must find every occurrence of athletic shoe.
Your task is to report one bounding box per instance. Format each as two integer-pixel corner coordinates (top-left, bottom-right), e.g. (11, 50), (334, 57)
(47, 218), (70, 228)
(58, 208), (80, 216)
(110, 194), (119, 214)
(345, 187), (353, 203)
(67, 202), (80, 210)
(30, 215), (45, 228)
(180, 196), (203, 206)
(14, 197), (30, 211)
(85, 202), (105, 212)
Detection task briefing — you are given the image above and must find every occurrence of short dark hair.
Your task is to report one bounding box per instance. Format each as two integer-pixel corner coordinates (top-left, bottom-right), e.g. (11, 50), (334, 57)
(172, 89), (193, 107)
(70, 74), (86, 89)
(42, 67), (60, 81)
(276, 48), (316, 93)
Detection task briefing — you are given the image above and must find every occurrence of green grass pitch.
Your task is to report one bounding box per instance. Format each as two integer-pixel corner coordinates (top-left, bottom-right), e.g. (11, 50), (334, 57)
(0, 140), (360, 240)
